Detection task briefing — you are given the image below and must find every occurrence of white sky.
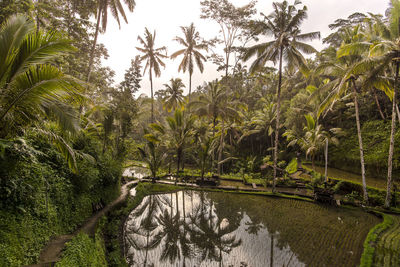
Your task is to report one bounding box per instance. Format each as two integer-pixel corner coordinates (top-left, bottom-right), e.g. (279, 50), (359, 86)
(98, 0), (388, 96)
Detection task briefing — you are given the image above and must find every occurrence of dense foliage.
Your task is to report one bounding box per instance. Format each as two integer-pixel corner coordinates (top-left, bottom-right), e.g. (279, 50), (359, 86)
(2, 0), (400, 265)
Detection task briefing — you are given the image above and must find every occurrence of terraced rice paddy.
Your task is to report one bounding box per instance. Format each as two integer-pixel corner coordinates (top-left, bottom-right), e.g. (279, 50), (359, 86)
(374, 215), (400, 266)
(303, 163), (390, 189)
(124, 190), (380, 266)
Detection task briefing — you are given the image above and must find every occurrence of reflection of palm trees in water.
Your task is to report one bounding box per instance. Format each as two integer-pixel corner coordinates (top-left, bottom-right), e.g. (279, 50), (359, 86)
(151, 192), (191, 264)
(187, 193), (242, 265)
(245, 218), (263, 235)
(125, 194), (163, 266)
(125, 191), (241, 266)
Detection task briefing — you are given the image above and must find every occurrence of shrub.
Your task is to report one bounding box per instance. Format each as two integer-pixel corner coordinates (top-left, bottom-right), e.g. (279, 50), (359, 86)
(285, 158), (298, 174)
(56, 231), (107, 267)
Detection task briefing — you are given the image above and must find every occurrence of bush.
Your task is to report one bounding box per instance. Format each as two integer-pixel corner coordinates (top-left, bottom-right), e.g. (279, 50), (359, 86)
(285, 158), (298, 174)
(0, 132), (123, 266)
(56, 231), (107, 267)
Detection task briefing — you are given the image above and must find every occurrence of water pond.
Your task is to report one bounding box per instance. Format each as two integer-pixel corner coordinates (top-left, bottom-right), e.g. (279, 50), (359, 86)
(124, 191), (380, 267)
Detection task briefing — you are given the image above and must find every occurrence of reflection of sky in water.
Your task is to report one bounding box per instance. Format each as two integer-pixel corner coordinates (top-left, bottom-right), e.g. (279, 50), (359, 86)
(124, 191), (304, 267)
(123, 168), (147, 179)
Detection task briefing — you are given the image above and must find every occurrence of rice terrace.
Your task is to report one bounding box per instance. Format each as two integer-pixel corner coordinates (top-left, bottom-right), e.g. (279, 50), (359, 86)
(1, 0), (400, 266)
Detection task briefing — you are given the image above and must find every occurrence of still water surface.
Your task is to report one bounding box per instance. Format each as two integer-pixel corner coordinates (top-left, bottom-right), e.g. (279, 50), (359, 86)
(124, 191), (379, 267)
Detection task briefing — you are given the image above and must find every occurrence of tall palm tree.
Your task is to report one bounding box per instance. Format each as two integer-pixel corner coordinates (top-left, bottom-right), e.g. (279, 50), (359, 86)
(243, 0), (320, 192)
(317, 21), (392, 203)
(171, 23), (208, 103)
(163, 78), (185, 111)
(87, 0), (136, 83)
(137, 28), (167, 122)
(338, 2), (400, 207)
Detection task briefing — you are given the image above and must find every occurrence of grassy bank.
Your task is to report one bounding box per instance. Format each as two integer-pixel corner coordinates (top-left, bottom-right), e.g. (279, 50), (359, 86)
(0, 135), (123, 267)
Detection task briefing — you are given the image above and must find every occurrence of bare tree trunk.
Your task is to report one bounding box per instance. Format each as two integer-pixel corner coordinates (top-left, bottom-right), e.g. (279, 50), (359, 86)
(352, 80), (368, 203)
(176, 149), (181, 184)
(150, 69), (154, 123)
(87, 5), (102, 83)
(324, 139), (328, 183)
(217, 119), (225, 176)
(188, 72), (192, 110)
(385, 62), (399, 208)
(374, 89), (386, 120)
(273, 47), (283, 193)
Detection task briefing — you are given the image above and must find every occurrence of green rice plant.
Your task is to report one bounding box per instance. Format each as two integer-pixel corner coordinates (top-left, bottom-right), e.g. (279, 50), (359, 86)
(360, 213), (394, 267)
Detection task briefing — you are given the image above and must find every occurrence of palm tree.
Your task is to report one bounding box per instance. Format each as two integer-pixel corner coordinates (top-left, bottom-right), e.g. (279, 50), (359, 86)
(243, 0), (320, 192)
(338, 2), (400, 207)
(151, 109), (195, 179)
(138, 134), (167, 182)
(316, 21), (393, 203)
(284, 115), (340, 180)
(0, 15), (82, 137)
(190, 80), (239, 175)
(136, 28), (168, 122)
(87, 0), (136, 83)
(240, 98), (276, 155)
(171, 23), (208, 103)
(194, 131), (216, 182)
(163, 78), (185, 112)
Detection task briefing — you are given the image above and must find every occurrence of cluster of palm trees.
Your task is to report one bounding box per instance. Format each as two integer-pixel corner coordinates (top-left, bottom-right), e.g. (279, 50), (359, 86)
(136, 0), (400, 209)
(135, 23), (208, 123)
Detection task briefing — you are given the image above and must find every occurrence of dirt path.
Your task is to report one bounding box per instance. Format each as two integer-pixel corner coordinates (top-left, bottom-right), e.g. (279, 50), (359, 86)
(25, 180), (138, 267)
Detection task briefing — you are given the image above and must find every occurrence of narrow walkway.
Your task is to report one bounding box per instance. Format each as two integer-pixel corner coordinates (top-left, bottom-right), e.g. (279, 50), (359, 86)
(25, 180), (138, 267)
(142, 179), (314, 199)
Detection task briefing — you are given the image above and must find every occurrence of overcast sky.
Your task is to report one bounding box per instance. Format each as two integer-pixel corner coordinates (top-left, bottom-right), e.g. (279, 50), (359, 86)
(98, 0), (388, 96)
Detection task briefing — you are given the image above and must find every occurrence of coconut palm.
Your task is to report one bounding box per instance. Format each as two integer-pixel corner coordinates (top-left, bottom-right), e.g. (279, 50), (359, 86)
(337, 2), (400, 207)
(193, 131), (216, 182)
(0, 15), (83, 138)
(190, 80), (239, 175)
(171, 23), (208, 103)
(138, 134), (167, 182)
(151, 109), (195, 179)
(243, 0), (320, 192)
(240, 98), (276, 155)
(86, 0), (135, 83)
(136, 28), (167, 122)
(315, 21), (393, 202)
(284, 115), (339, 178)
(163, 78), (185, 112)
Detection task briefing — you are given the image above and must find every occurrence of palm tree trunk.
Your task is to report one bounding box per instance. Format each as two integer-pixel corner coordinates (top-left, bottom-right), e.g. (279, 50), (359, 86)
(217, 119), (225, 176)
(272, 47), (283, 193)
(150, 69), (154, 123)
(189, 72), (192, 108)
(87, 5), (102, 83)
(385, 62), (399, 208)
(373, 89), (385, 120)
(312, 155), (315, 171)
(352, 80), (368, 203)
(324, 139), (328, 183)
